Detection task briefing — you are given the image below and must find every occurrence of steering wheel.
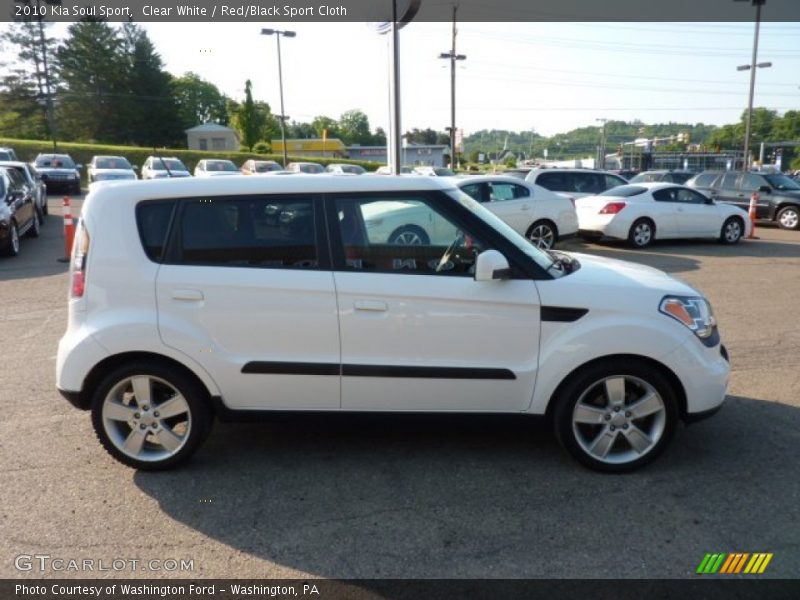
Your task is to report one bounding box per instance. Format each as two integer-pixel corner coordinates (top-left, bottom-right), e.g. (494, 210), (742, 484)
(436, 232), (464, 273)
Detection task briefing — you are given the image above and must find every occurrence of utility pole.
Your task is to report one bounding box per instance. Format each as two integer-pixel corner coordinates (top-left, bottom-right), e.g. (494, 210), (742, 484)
(261, 28), (296, 167)
(735, 0), (769, 170)
(596, 118), (608, 170)
(439, 5), (466, 169)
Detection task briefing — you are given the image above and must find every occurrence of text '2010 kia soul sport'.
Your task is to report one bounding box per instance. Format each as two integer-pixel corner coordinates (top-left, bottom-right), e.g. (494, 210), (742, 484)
(56, 176), (729, 472)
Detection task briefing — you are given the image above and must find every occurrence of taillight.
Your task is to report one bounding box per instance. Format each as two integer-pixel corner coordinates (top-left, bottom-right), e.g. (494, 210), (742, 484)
(599, 202), (626, 215)
(70, 220), (89, 299)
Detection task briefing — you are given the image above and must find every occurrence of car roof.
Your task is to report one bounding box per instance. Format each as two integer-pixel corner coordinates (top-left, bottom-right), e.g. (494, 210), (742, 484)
(93, 155), (127, 160)
(0, 161), (27, 168)
(36, 153), (72, 159)
(454, 174), (533, 185)
(86, 174), (459, 205)
(528, 168), (621, 175)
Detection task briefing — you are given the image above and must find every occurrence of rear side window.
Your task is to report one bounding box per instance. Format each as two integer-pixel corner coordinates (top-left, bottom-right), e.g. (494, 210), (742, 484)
(599, 185), (648, 197)
(174, 196), (318, 269)
(720, 173), (738, 189)
(691, 173), (718, 188)
(136, 201), (176, 262)
(535, 171), (568, 191)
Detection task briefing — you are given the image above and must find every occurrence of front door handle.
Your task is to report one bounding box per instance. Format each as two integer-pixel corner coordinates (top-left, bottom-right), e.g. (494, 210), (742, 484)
(171, 289), (204, 301)
(354, 300), (388, 312)
(520, 204), (530, 211)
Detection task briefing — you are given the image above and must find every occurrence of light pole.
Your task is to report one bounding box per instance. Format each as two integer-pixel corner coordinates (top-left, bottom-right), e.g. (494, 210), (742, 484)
(439, 5), (466, 169)
(596, 118), (608, 170)
(735, 0), (770, 169)
(261, 28), (295, 167)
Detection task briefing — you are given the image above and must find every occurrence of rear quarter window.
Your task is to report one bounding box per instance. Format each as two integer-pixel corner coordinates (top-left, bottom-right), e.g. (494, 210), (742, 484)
(136, 201), (176, 262)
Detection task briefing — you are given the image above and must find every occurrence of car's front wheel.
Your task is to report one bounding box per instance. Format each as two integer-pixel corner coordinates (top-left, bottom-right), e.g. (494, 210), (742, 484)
(719, 216), (743, 244)
(91, 362), (213, 470)
(526, 220), (558, 250)
(553, 359), (678, 472)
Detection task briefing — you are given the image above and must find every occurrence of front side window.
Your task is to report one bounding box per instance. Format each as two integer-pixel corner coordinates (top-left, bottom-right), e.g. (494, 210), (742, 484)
(764, 174), (800, 191)
(175, 196), (318, 269)
(334, 196), (486, 276)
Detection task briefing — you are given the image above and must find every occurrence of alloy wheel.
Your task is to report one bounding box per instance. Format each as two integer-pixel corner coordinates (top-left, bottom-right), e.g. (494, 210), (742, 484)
(101, 375), (192, 462)
(528, 223), (555, 249)
(571, 375), (666, 465)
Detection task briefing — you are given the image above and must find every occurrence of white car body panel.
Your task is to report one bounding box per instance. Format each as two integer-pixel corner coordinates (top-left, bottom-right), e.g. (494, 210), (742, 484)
(575, 183), (751, 241)
(56, 175), (728, 425)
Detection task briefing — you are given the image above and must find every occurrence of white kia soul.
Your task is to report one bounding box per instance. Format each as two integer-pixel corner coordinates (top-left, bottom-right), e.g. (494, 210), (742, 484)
(57, 176), (729, 472)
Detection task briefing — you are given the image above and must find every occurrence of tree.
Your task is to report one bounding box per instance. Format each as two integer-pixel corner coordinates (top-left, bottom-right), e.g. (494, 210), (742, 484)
(119, 23), (182, 146)
(171, 72), (230, 131)
(311, 115), (340, 140)
(0, 20), (57, 139)
(232, 80), (266, 151)
(338, 109), (372, 145)
(55, 21), (131, 143)
(0, 72), (47, 140)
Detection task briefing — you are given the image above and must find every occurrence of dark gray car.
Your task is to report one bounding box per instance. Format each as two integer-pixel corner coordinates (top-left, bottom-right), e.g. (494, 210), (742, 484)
(687, 170), (800, 230)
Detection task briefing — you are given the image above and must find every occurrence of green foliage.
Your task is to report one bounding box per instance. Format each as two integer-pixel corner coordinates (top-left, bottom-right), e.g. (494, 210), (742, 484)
(171, 72), (230, 131)
(503, 155), (517, 167)
(232, 80), (266, 151)
(253, 141), (271, 154)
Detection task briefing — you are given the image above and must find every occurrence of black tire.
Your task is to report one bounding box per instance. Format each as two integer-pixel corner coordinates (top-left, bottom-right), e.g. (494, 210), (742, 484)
(1, 221), (20, 257)
(526, 220), (558, 250)
(719, 216), (743, 244)
(42, 199), (48, 216)
(628, 218), (655, 248)
(71, 183), (81, 196)
(90, 361), (213, 470)
(553, 358), (679, 473)
(26, 210), (41, 238)
(388, 225), (430, 245)
(776, 205), (799, 231)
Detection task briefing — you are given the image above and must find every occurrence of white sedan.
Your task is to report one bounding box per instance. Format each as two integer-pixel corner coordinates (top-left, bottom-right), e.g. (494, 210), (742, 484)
(194, 159), (240, 177)
(456, 176), (579, 249)
(575, 182), (751, 248)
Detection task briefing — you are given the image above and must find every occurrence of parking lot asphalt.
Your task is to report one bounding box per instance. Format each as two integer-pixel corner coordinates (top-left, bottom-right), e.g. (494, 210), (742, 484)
(1, 195), (799, 580)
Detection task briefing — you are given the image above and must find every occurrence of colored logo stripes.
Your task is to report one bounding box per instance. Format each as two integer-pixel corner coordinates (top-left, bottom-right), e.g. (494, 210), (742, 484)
(696, 552), (773, 574)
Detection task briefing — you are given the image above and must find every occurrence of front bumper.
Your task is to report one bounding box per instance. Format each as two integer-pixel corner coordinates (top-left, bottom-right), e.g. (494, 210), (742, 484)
(662, 336), (730, 419)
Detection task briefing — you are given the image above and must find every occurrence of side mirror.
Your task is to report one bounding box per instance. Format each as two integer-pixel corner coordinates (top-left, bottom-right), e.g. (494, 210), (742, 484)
(76, 164), (83, 170)
(758, 185), (771, 194)
(474, 249), (511, 282)
(132, 165), (139, 171)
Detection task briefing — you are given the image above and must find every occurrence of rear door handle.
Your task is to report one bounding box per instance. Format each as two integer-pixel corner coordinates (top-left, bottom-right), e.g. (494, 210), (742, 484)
(354, 300), (388, 312)
(171, 289), (204, 301)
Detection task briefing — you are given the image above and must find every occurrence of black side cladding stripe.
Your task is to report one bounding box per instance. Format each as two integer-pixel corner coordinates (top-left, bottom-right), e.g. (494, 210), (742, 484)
(242, 362), (339, 375)
(541, 306), (589, 322)
(241, 362), (516, 380)
(342, 364), (515, 380)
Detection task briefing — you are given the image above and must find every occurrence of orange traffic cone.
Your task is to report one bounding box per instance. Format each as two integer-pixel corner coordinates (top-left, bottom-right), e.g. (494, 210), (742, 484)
(58, 196), (75, 262)
(746, 192), (760, 240)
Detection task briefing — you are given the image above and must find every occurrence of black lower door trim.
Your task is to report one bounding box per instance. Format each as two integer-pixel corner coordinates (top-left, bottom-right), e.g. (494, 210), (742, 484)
(242, 361), (339, 375)
(242, 362), (515, 380)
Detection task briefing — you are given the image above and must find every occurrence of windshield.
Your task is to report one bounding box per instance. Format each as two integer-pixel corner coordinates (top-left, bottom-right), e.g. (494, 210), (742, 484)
(300, 164), (324, 173)
(340, 165), (365, 174)
(446, 189), (555, 272)
(434, 168), (456, 177)
(764, 175), (800, 191)
(206, 160), (238, 172)
(36, 155), (75, 168)
(95, 157), (131, 169)
(152, 159), (186, 171)
(255, 162), (281, 172)
(630, 173), (661, 183)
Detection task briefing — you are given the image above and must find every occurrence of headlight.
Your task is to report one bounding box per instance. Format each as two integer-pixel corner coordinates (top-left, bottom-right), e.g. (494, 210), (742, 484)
(659, 296), (716, 339)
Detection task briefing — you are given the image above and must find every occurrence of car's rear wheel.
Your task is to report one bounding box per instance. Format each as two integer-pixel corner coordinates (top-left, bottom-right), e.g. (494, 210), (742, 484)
(628, 218), (655, 248)
(777, 205), (799, 230)
(719, 216), (743, 244)
(553, 359), (678, 472)
(388, 225), (430, 245)
(526, 220), (558, 250)
(90, 362), (213, 470)
(1, 221), (20, 257)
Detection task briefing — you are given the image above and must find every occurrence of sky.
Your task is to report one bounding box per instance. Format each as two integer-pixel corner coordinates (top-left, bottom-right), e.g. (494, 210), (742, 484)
(4, 20), (800, 138)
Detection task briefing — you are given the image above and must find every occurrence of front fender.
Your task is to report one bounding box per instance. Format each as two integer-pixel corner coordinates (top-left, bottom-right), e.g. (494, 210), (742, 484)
(527, 311), (692, 413)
